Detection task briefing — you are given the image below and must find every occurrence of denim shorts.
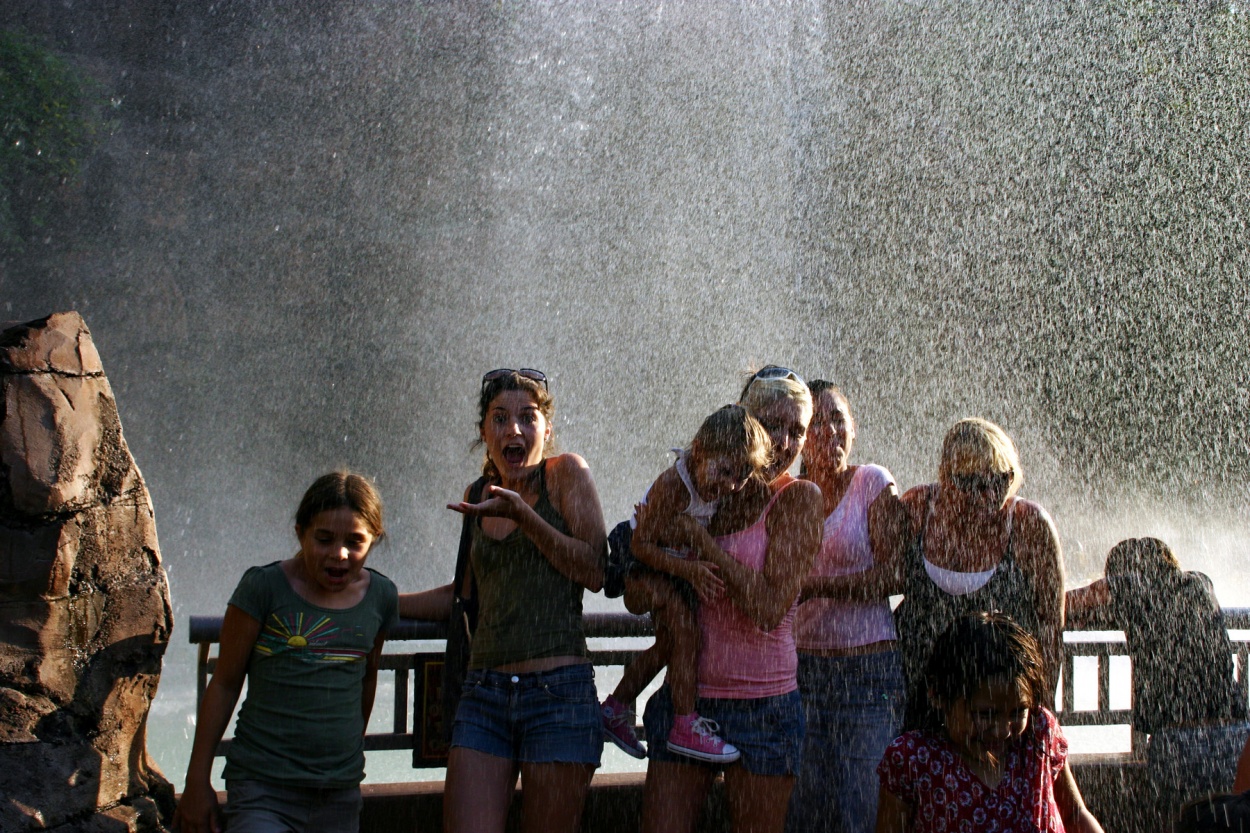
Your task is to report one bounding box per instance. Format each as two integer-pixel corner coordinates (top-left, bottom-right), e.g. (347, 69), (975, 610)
(643, 684), (805, 777)
(452, 663), (602, 765)
(225, 780), (361, 833)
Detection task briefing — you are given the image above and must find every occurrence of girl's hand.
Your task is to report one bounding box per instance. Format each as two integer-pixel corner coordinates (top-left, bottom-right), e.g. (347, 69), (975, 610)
(447, 484), (527, 522)
(687, 560), (725, 603)
(632, 501), (652, 534)
(172, 781), (221, 833)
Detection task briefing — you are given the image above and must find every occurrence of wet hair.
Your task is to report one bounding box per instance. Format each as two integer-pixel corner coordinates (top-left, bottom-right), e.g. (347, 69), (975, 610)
(295, 471), (385, 541)
(687, 405), (772, 477)
(925, 613), (1047, 724)
(475, 370), (556, 480)
(937, 418), (1022, 499)
(807, 379), (848, 407)
(799, 380), (851, 478)
(738, 372), (813, 428)
(1105, 537), (1181, 582)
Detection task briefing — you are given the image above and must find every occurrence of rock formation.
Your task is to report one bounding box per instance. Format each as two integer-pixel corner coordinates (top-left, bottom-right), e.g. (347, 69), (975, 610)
(0, 312), (173, 832)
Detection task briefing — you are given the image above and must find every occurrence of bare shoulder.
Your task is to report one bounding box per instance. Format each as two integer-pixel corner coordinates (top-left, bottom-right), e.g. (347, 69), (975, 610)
(770, 478), (823, 522)
(1012, 497), (1058, 537)
(777, 477), (822, 507)
(545, 452), (594, 489)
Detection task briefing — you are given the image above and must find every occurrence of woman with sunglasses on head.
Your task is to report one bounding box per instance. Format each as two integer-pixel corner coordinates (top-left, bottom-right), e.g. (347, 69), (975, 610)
(895, 417), (1064, 733)
(785, 381), (910, 833)
(641, 366), (824, 833)
(398, 368), (607, 833)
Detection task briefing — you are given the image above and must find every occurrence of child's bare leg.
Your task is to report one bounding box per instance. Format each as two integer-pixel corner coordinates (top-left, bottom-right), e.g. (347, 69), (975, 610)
(615, 636), (669, 704)
(654, 586), (699, 715)
(614, 571), (680, 703)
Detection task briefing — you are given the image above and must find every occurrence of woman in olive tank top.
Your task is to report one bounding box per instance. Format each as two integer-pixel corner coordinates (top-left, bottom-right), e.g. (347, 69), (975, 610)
(399, 369), (608, 833)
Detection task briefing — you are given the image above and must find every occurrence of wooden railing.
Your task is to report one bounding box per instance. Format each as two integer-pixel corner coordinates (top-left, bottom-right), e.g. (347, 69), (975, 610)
(188, 608), (1250, 766)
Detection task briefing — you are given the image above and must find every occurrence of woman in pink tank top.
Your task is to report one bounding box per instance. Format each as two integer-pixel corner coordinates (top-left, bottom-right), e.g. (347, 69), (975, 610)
(641, 367), (824, 833)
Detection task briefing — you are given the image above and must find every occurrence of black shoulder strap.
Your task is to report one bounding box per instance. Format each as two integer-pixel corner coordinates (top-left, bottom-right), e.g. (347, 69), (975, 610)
(453, 477), (489, 598)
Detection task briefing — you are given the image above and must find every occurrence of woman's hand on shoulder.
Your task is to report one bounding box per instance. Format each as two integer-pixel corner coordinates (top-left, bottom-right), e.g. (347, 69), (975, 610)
(898, 483), (934, 533)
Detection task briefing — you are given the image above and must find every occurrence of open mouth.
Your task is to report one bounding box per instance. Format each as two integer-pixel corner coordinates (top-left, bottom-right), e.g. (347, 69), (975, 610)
(502, 444), (527, 466)
(326, 567), (350, 583)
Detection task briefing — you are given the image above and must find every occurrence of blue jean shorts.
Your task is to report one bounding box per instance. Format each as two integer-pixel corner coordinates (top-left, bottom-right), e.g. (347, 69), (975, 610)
(225, 780), (361, 833)
(643, 684), (805, 776)
(452, 663), (602, 765)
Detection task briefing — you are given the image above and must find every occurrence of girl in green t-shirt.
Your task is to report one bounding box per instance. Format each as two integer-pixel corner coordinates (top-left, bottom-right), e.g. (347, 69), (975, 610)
(174, 471), (399, 833)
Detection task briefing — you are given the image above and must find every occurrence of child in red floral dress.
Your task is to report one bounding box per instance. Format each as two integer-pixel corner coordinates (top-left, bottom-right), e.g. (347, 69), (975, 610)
(876, 613), (1103, 833)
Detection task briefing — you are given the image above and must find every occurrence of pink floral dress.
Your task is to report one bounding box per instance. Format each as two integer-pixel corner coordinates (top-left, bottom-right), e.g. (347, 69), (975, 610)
(877, 707), (1068, 832)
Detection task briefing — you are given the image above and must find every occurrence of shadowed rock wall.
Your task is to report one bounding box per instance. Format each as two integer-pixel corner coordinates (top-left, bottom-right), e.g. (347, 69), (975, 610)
(0, 312), (173, 832)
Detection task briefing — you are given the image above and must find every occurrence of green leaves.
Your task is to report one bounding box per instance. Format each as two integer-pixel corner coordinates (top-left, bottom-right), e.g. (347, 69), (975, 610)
(0, 29), (101, 252)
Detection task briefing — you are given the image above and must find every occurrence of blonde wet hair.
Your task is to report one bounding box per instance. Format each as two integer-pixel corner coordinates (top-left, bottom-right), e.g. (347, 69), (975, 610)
(937, 417), (1023, 499)
(738, 373), (813, 428)
(688, 404), (772, 478)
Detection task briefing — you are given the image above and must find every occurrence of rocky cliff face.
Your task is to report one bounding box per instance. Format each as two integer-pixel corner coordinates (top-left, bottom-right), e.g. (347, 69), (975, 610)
(0, 312), (173, 832)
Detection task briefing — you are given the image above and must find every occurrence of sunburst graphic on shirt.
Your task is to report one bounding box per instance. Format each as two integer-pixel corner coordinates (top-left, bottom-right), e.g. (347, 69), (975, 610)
(254, 612), (366, 663)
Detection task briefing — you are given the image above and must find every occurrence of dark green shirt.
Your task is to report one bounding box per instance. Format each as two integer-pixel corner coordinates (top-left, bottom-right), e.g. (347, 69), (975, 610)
(469, 468), (589, 668)
(222, 562), (399, 788)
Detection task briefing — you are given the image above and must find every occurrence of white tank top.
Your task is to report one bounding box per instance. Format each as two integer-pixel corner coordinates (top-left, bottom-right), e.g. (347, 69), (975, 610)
(922, 558), (997, 595)
(794, 464), (899, 650)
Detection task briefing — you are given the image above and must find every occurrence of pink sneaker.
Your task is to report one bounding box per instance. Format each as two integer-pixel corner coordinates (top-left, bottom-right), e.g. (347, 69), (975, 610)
(601, 695), (647, 759)
(666, 712), (740, 764)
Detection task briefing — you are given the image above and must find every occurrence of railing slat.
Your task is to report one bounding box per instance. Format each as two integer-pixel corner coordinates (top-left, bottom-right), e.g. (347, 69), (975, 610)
(187, 608), (1250, 767)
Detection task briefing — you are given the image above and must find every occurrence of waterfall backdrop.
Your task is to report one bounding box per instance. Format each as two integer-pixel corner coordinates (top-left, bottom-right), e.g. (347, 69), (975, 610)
(3, 1), (1249, 783)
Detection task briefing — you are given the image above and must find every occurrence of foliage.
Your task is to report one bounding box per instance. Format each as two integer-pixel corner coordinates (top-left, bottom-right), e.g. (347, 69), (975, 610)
(0, 29), (100, 252)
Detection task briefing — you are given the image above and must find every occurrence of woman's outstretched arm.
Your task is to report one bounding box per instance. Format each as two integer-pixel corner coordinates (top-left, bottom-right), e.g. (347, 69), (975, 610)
(398, 583), (453, 621)
(448, 454), (607, 591)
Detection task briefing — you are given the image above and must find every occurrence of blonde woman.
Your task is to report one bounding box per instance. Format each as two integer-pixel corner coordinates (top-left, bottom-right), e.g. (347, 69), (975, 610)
(896, 418), (1064, 731)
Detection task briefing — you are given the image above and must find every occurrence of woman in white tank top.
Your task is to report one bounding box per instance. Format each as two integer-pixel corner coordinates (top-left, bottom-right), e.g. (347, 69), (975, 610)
(785, 381), (910, 833)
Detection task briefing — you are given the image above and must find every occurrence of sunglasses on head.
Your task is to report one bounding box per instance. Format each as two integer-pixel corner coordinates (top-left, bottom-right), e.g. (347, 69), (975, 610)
(951, 471), (1012, 493)
(740, 365), (805, 399)
(481, 368), (548, 392)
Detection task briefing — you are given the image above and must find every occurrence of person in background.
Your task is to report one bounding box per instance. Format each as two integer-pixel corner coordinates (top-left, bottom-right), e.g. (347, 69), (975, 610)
(896, 417), (1064, 731)
(398, 368), (607, 833)
(786, 381), (910, 833)
(1068, 537), (1250, 831)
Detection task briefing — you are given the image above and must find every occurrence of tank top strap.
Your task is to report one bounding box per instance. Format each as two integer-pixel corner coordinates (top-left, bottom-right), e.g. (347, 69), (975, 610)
(533, 458), (563, 526)
(767, 474), (804, 512)
(1001, 496), (1019, 565)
